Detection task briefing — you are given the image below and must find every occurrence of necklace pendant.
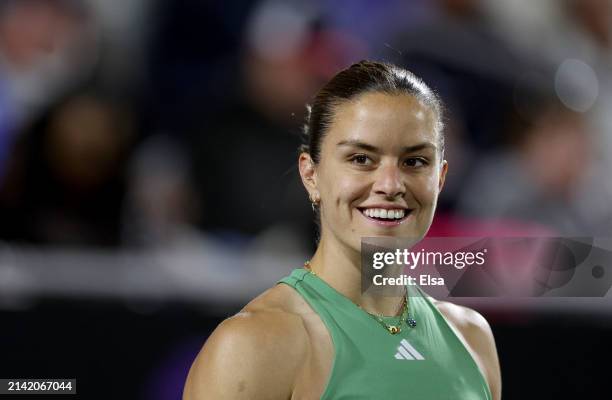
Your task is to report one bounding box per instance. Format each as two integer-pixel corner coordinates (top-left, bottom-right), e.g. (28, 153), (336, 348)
(407, 317), (417, 328)
(388, 325), (400, 334)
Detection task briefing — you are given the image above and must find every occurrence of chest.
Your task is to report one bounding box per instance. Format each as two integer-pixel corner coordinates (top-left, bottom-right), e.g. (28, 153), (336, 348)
(289, 310), (490, 400)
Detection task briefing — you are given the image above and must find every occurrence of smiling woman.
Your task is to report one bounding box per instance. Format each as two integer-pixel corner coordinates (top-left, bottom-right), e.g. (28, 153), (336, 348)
(183, 61), (501, 400)
(304, 90), (445, 247)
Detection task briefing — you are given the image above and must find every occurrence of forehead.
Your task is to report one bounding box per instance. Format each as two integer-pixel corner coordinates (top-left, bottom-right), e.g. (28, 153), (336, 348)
(325, 92), (438, 150)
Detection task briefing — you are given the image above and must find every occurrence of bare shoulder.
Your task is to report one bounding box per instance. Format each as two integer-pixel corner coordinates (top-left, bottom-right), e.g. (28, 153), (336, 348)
(432, 299), (492, 339)
(432, 299), (502, 400)
(183, 284), (310, 400)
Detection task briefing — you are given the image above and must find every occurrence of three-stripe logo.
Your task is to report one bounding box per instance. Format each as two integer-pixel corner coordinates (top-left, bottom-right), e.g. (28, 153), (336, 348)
(394, 339), (425, 360)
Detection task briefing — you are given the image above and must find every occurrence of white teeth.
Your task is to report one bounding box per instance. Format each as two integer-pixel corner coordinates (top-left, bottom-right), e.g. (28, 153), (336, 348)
(361, 208), (406, 220)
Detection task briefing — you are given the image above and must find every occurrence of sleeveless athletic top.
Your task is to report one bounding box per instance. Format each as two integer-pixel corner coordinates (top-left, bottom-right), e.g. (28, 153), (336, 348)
(278, 268), (492, 400)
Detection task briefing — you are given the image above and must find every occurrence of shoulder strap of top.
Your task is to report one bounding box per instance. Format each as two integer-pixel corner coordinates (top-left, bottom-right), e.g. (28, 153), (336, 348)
(277, 268), (309, 287)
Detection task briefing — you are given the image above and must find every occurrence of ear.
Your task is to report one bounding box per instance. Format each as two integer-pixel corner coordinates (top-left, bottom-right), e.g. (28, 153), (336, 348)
(438, 159), (448, 192)
(298, 152), (319, 201)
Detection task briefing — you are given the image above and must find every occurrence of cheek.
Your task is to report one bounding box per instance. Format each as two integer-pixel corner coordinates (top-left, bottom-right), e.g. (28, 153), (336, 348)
(320, 168), (366, 206)
(409, 173), (440, 205)
(336, 177), (365, 203)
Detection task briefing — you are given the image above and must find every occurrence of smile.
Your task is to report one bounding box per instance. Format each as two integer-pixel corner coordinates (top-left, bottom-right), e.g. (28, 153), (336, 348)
(357, 207), (413, 226)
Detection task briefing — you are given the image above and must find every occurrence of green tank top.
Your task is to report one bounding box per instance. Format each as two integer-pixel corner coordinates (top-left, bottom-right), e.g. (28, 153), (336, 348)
(278, 268), (492, 400)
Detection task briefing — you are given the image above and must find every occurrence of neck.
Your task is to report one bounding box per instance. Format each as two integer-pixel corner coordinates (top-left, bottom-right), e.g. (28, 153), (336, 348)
(308, 233), (406, 317)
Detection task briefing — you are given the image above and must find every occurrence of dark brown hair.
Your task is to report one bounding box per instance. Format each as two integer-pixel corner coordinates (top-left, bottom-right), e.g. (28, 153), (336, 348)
(301, 60), (445, 162)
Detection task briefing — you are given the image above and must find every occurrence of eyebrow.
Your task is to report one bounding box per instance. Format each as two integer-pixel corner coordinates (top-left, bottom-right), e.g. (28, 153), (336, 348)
(336, 140), (437, 153)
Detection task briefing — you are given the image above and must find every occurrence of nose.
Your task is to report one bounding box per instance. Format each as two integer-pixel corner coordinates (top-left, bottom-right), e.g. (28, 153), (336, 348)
(372, 164), (405, 199)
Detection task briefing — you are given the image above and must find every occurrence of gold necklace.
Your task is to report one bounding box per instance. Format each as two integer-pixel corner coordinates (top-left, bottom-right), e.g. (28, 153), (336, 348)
(303, 261), (417, 334)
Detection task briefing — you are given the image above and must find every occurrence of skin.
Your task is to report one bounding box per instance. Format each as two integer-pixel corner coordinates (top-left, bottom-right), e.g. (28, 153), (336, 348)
(183, 92), (502, 400)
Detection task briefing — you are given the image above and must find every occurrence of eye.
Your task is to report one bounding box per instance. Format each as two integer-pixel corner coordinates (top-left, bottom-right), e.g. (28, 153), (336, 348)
(349, 154), (373, 166)
(403, 157), (428, 168)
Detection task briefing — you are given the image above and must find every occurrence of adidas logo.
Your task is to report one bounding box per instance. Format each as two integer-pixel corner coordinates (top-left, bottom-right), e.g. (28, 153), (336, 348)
(394, 339), (425, 360)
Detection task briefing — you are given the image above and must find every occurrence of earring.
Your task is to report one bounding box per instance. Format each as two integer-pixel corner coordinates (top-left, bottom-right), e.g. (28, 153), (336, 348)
(310, 194), (320, 212)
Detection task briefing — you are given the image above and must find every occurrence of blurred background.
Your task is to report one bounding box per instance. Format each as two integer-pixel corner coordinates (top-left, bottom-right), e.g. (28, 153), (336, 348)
(0, 0), (611, 398)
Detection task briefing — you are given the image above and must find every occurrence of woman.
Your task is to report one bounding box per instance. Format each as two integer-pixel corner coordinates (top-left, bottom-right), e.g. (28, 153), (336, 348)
(183, 61), (501, 399)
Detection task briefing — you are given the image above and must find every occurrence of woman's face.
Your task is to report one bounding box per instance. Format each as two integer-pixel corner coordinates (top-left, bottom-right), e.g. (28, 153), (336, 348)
(301, 92), (447, 253)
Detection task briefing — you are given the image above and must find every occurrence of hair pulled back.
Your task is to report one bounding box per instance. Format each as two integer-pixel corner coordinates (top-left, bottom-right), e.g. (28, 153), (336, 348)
(301, 60), (444, 163)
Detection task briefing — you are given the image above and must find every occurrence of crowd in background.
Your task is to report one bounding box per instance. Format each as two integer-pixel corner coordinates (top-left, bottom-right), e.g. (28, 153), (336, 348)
(1, 0), (611, 251)
(1, 2), (611, 399)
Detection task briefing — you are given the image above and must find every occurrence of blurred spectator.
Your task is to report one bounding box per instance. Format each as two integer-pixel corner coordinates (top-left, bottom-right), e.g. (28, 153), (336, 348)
(122, 134), (200, 247)
(558, 0), (612, 233)
(457, 90), (612, 235)
(0, 92), (133, 246)
(482, 0), (612, 234)
(85, 0), (152, 92)
(0, 0), (98, 184)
